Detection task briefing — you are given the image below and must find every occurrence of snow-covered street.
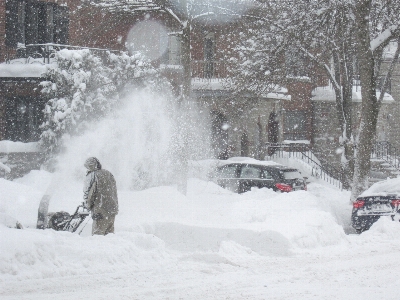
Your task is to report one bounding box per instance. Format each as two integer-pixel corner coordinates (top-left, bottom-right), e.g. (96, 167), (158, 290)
(2, 173), (400, 300)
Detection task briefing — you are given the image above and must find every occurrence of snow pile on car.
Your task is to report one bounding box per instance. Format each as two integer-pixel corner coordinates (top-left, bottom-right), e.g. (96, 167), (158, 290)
(360, 177), (400, 196)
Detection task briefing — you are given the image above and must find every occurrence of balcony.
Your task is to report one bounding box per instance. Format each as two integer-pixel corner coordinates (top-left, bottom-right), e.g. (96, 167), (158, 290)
(2, 44), (121, 65)
(191, 60), (228, 81)
(0, 44), (123, 79)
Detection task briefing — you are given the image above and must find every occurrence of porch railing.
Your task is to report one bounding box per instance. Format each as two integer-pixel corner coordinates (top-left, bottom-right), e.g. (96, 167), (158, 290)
(371, 141), (400, 171)
(266, 143), (345, 189)
(191, 60), (228, 80)
(3, 44), (122, 65)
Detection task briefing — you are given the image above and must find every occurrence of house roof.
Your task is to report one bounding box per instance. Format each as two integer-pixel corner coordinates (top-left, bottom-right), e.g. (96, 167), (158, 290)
(312, 86), (395, 103)
(0, 63), (48, 78)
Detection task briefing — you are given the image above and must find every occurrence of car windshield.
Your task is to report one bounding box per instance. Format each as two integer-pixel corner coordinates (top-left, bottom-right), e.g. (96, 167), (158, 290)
(282, 170), (302, 180)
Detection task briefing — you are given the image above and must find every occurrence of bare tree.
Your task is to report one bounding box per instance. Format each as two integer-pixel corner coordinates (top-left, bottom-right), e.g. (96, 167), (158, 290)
(351, 0), (400, 200)
(229, 0), (400, 195)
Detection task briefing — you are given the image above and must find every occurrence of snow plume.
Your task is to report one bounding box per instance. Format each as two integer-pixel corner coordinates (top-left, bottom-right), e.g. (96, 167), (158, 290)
(54, 86), (211, 191)
(54, 87), (171, 190)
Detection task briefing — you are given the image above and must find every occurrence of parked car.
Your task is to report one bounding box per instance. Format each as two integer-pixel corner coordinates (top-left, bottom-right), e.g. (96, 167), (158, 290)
(351, 178), (400, 234)
(212, 158), (307, 193)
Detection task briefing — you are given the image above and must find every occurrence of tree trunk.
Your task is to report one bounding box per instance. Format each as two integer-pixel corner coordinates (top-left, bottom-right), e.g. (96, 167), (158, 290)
(351, 0), (380, 201)
(331, 48), (354, 190)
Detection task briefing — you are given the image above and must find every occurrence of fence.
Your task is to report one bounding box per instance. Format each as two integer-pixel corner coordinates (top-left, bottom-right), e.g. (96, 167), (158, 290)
(371, 141), (400, 170)
(266, 143), (344, 189)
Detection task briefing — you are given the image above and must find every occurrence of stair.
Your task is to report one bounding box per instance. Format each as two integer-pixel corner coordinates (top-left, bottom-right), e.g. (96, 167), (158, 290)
(369, 141), (400, 185)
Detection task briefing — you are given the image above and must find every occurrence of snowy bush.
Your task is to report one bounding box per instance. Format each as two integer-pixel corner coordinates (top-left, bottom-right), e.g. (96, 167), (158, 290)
(39, 49), (157, 156)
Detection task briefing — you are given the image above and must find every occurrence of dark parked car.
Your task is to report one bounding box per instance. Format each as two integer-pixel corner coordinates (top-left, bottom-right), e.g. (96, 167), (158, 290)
(213, 160), (307, 193)
(351, 178), (400, 234)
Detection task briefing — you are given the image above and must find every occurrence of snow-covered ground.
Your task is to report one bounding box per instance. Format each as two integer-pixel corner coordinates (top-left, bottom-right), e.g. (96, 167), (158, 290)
(1, 170), (400, 300)
(1, 90), (399, 299)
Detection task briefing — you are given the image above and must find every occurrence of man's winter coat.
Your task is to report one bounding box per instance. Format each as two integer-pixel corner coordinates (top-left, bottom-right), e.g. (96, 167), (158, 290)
(83, 158), (118, 218)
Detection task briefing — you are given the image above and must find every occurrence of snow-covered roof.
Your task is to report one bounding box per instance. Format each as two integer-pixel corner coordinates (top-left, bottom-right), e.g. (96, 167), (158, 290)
(312, 86), (395, 103)
(0, 141), (40, 153)
(192, 79), (291, 100)
(383, 41), (399, 60)
(0, 63), (48, 78)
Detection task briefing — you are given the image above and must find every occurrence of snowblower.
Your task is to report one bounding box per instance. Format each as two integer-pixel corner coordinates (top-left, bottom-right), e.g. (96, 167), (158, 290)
(37, 197), (90, 233)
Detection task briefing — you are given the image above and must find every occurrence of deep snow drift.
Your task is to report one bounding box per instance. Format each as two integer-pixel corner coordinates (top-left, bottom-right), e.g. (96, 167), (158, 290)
(2, 170), (400, 299)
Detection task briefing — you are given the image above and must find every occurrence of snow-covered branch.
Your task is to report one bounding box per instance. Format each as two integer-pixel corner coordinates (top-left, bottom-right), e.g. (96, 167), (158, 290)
(378, 37), (400, 103)
(371, 24), (399, 52)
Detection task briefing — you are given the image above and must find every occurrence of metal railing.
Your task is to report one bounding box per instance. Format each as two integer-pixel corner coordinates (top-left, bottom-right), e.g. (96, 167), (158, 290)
(266, 143), (344, 189)
(3, 44), (122, 65)
(191, 60), (228, 80)
(371, 141), (400, 171)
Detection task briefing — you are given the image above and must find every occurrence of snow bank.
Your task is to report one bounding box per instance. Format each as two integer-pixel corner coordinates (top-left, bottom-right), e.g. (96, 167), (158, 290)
(0, 226), (169, 280)
(2, 160), (399, 295)
(0, 63), (47, 78)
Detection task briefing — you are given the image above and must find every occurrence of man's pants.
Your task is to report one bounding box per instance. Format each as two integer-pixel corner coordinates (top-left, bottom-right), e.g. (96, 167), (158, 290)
(92, 214), (116, 235)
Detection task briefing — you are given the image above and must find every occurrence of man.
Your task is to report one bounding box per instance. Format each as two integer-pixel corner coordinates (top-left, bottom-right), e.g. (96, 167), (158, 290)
(83, 157), (118, 235)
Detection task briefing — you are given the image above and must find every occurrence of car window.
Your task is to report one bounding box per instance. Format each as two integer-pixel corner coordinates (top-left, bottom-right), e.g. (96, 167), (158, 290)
(261, 169), (273, 179)
(218, 165), (238, 178)
(282, 170), (302, 179)
(240, 166), (261, 179)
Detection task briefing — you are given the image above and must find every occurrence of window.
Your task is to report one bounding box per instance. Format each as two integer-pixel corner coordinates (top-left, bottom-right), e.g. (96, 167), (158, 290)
(261, 170), (273, 179)
(204, 33), (214, 78)
(5, 0), (23, 47)
(283, 111), (307, 140)
(168, 35), (181, 65)
(38, 2), (54, 43)
(5, 0), (69, 49)
(53, 6), (69, 44)
(5, 96), (45, 142)
(218, 165), (238, 178)
(240, 166), (261, 179)
(282, 170), (302, 180)
(17, 0), (26, 44)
